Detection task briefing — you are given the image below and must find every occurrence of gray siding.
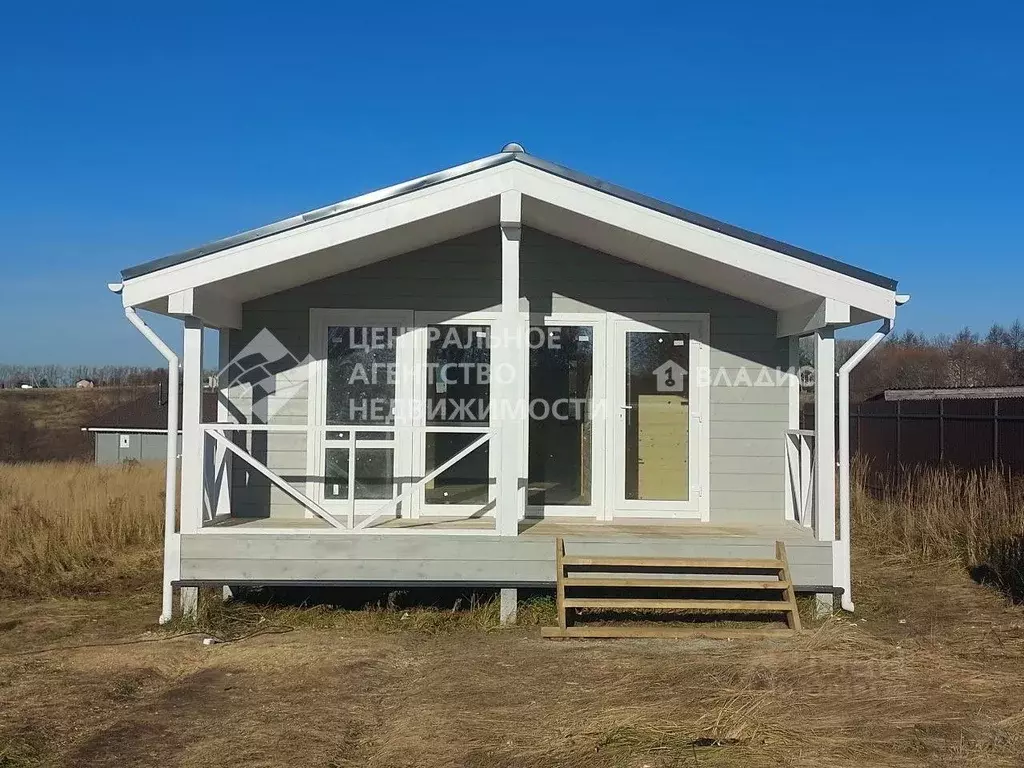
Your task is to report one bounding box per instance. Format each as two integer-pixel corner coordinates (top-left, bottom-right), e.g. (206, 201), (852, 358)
(94, 432), (181, 464)
(228, 228), (500, 518)
(520, 229), (788, 524)
(228, 226), (789, 524)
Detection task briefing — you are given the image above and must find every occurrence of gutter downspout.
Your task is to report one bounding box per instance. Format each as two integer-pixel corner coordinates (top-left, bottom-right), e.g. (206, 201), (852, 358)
(124, 306), (180, 625)
(837, 296), (907, 611)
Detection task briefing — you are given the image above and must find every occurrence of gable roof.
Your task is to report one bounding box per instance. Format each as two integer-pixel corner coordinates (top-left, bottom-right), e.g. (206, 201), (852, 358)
(120, 146), (897, 291)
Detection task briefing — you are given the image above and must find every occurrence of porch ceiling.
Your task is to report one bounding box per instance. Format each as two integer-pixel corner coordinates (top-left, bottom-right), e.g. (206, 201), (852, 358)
(117, 146), (900, 328)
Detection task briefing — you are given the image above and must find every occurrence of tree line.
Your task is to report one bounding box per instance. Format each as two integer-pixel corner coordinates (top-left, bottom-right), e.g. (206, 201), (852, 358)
(837, 321), (1024, 401)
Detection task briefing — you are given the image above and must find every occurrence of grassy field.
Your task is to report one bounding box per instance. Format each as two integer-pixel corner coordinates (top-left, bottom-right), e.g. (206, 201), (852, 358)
(0, 462), (163, 597)
(1, 461), (1023, 767)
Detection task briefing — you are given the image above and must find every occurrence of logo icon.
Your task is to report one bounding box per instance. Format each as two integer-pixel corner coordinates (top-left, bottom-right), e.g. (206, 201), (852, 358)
(653, 360), (687, 393)
(221, 329), (314, 418)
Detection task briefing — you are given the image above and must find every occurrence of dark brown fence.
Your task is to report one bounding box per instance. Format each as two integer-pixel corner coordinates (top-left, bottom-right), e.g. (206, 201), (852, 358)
(802, 397), (1024, 474)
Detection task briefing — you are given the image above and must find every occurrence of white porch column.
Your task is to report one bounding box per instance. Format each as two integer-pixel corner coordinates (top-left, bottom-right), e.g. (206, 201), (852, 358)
(783, 336), (800, 522)
(496, 190), (526, 546)
(180, 317), (206, 533)
(179, 317), (205, 619)
(813, 328), (836, 541)
(813, 327), (836, 614)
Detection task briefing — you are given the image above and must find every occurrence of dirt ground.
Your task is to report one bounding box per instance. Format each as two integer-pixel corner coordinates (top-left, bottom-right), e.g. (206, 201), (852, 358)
(2, 557), (1024, 768)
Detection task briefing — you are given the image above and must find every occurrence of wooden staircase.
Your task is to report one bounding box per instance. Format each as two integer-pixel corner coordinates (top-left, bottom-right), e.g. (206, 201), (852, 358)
(541, 537), (802, 639)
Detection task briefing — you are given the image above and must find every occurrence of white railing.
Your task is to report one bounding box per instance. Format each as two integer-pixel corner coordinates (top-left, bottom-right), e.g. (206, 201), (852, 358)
(198, 423), (500, 535)
(785, 429), (816, 530)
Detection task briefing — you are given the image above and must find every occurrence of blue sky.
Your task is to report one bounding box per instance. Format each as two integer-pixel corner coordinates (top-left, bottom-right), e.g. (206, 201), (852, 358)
(1, 1), (1021, 366)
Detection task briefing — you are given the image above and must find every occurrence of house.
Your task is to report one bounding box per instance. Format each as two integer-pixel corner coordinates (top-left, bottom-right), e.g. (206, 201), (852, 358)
(75, 378), (97, 389)
(82, 386), (217, 463)
(110, 143), (905, 625)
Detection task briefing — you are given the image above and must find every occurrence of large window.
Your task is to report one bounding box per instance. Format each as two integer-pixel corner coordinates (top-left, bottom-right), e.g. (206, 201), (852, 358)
(323, 325), (398, 501)
(423, 325), (491, 506)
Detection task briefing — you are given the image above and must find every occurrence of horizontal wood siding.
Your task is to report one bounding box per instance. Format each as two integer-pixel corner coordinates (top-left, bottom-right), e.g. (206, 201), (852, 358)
(227, 226), (789, 525)
(520, 229), (788, 525)
(227, 229), (500, 518)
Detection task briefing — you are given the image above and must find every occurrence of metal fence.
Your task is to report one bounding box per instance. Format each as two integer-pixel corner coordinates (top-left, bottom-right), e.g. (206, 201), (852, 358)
(802, 397), (1024, 475)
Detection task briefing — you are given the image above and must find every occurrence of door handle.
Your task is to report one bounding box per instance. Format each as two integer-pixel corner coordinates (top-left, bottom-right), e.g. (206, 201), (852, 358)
(620, 405), (635, 410)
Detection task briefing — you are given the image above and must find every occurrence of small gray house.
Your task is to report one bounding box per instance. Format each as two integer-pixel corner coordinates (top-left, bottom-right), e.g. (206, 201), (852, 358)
(83, 387), (216, 464)
(109, 144), (906, 625)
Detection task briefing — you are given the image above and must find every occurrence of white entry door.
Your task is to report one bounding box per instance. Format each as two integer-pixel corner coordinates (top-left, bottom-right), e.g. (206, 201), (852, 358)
(607, 315), (709, 519)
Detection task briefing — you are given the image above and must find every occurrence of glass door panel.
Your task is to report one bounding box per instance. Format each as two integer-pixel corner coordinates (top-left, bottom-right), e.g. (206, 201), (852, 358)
(323, 325), (400, 506)
(421, 324), (492, 512)
(624, 331), (690, 501)
(527, 325), (594, 507)
(610, 317), (703, 519)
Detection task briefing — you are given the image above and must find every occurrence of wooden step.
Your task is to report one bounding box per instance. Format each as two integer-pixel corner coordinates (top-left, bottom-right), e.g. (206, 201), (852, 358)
(563, 576), (789, 590)
(541, 625), (799, 640)
(562, 598), (795, 612)
(560, 555), (784, 569)
(546, 538), (803, 639)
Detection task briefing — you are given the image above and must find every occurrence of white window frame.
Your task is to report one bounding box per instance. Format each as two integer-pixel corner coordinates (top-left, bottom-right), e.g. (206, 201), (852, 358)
(307, 308), (416, 520)
(604, 312), (711, 521)
(524, 312), (607, 518)
(412, 310), (500, 519)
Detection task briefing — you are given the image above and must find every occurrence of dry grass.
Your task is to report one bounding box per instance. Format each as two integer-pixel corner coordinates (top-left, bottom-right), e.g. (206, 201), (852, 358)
(854, 461), (1024, 599)
(0, 461), (164, 597)
(1, 461), (1024, 765)
(1, 569), (1023, 767)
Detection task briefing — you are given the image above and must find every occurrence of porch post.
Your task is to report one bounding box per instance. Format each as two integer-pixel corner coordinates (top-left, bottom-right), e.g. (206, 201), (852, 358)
(179, 317), (205, 618)
(497, 190), (525, 538)
(813, 327), (836, 613)
(496, 190), (525, 623)
(783, 336), (800, 522)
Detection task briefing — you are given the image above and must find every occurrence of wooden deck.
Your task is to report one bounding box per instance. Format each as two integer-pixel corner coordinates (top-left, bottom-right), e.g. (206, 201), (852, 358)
(182, 516), (835, 592)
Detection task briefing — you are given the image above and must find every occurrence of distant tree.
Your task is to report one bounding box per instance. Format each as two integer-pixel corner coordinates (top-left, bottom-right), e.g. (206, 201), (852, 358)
(844, 319), (1024, 400)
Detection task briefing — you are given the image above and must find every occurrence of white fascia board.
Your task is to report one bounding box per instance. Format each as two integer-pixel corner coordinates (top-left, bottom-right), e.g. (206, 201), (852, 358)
(776, 298), (851, 338)
(121, 165), (514, 308)
(511, 164), (896, 319)
(167, 287), (242, 329)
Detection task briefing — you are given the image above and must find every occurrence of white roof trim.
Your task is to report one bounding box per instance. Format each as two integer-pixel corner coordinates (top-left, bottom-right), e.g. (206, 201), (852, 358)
(512, 165), (895, 319)
(120, 158), (897, 320)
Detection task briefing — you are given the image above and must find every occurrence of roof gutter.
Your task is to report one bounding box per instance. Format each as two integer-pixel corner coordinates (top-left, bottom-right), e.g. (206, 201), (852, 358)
(123, 304), (180, 625)
(835, 294), (909, 611)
